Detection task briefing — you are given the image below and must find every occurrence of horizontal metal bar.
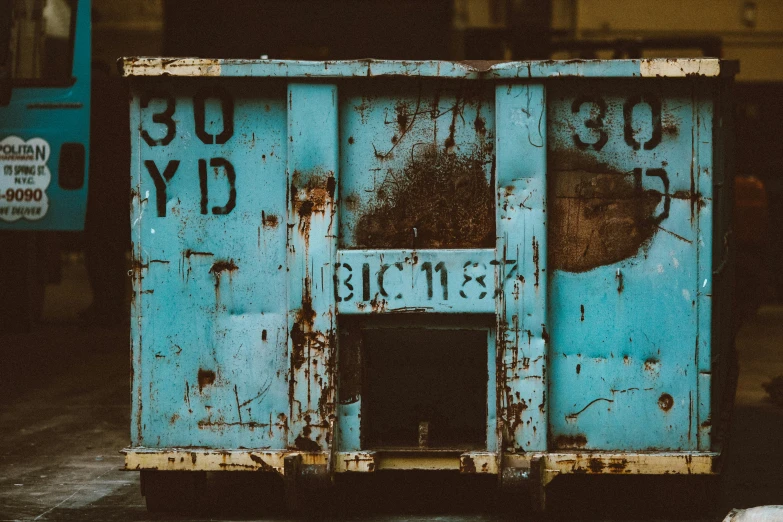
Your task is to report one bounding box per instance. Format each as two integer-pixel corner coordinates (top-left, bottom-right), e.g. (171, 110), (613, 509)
(375, 452), (462, 471)
(123, 449), (326, 474)
(336, 249), (496, 314)
(120, 58), (732, 79)
(541, 452), (719, 486)
(460, 452), (499, 474)
(124, 448), (718, 480)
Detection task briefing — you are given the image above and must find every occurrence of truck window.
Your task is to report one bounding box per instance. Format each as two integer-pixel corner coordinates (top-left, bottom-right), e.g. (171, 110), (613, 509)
(8, 0), (75, 84)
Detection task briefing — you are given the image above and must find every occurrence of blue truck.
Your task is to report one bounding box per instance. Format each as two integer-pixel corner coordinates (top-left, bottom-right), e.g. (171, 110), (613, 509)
(0, 0), (90, 331)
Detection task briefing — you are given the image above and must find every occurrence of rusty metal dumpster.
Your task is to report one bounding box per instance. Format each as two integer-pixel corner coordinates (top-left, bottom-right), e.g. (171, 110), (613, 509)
(120, 57), (736, 512)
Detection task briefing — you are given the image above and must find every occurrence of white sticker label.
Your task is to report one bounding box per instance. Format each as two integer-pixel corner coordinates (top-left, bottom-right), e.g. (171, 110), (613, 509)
(0, 136), (51, 221)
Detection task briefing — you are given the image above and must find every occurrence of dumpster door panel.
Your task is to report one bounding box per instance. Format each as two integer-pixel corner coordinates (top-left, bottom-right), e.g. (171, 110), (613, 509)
(547, 81), (708, 451)
(131, 80), (291, 448)
(334, 82), (500, 453)
(495, 83), (548, 452)
(337, 80), (495, 251)
(286, 83), (339, 452)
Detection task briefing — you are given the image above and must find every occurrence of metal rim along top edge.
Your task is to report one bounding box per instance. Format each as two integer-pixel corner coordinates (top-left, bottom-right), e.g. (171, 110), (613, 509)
(119, 57), (737, 79)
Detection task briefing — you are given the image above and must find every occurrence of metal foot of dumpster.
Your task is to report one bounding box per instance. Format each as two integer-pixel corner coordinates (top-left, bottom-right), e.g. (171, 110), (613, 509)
(283, 454), (332, 515)
(500, 456), (547, 513)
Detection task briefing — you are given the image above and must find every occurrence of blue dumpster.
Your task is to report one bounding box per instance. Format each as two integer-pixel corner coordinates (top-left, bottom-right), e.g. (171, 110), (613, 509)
(121, 58), (737, 511)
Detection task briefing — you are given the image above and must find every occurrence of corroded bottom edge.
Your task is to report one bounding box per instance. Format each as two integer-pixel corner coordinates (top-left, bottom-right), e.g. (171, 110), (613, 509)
(123, 448), (720, 481)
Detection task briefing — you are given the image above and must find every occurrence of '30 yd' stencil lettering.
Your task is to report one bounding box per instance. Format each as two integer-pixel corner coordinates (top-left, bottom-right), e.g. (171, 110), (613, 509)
(140, 88), (237, 217)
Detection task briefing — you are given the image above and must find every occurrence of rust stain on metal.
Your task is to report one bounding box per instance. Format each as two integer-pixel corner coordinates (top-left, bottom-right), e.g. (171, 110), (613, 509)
(197, 369), (216, 391)
(353, 146), (494, 249)
(658, 393), (674, 411)
(461, 455), (477, 473)
(532, 237), (540, 287)
(369, 295), (388, 313)
(507, 398), (528, 433)
(607, 458), (629, 473)
(294, 434), (321, 452)
(209, 259), (238, 276)
(249, 453), (277, 472)
(290, 169), (336, 228)
(661, 113), (679, 136)
(261, 211), (279, 228)
(554, 433), (588, 449)
(549, 152), (668, 272)
(588, 458), (605, 473)
(474, 113), (487, 135)
(290, 302), (316, 371)
(183, 249), (214, 258)
(209, 260), (238, 301)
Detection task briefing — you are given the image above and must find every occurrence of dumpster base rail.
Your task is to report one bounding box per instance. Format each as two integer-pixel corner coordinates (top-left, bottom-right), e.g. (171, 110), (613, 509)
(123, 448), (719, 482)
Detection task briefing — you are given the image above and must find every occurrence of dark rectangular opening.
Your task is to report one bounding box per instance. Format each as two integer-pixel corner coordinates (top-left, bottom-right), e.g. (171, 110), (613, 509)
(362, 327), (488, 449)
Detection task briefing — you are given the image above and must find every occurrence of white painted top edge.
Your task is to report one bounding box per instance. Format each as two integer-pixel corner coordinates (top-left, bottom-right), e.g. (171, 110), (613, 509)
(120, 57), (731, 79)
(640, 58), (721, 78)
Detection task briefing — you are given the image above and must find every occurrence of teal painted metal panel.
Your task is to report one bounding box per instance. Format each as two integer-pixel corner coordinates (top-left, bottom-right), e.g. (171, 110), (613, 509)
(495, 84), (548, 452)
(286, 83), (339, 452)
(131, 80), (290, 448)
(126, 59), (733, 464)
(546, 81), (706, 450)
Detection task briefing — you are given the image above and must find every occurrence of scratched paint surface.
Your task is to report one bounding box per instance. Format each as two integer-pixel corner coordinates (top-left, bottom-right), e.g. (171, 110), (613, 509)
(131, 80), (292, 448)
(127, 62), (724, 459)
(547, 81), (709, 450)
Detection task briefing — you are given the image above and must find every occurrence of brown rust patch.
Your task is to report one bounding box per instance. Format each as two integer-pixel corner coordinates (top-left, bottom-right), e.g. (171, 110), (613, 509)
(249, 454), (277, 472)
(183, 249), (214, 258)
(209, 259), (238, 290)
(658, 393), (674, 411)
(394, 101), (410, 133)
(474, 114), (486, 135)
(353, 146), (494, 249)
(461, 455), (477, 473)
(290, 169), (336, 222)
(554, 433), (588, 449)
(261, 211), (279, 228)
(197, 369), (216, 391)
(532, 237), (540, 287)
(507, 399), (529, 432)
(549, 153), (666, 272)
(294, 434), (322, 452)
(344, 193), (360, 211)
(587, 458), (605, 473)
(290, 277), (331, 372)
(662, 113), (679, 136)
(209, 259), (238, 275)
(607, 458), (629, 473)
(290, 305), (315, 371)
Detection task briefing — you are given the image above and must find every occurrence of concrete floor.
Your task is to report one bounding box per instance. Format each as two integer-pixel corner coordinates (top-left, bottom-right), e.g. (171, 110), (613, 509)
(1, 256), (782, 521)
